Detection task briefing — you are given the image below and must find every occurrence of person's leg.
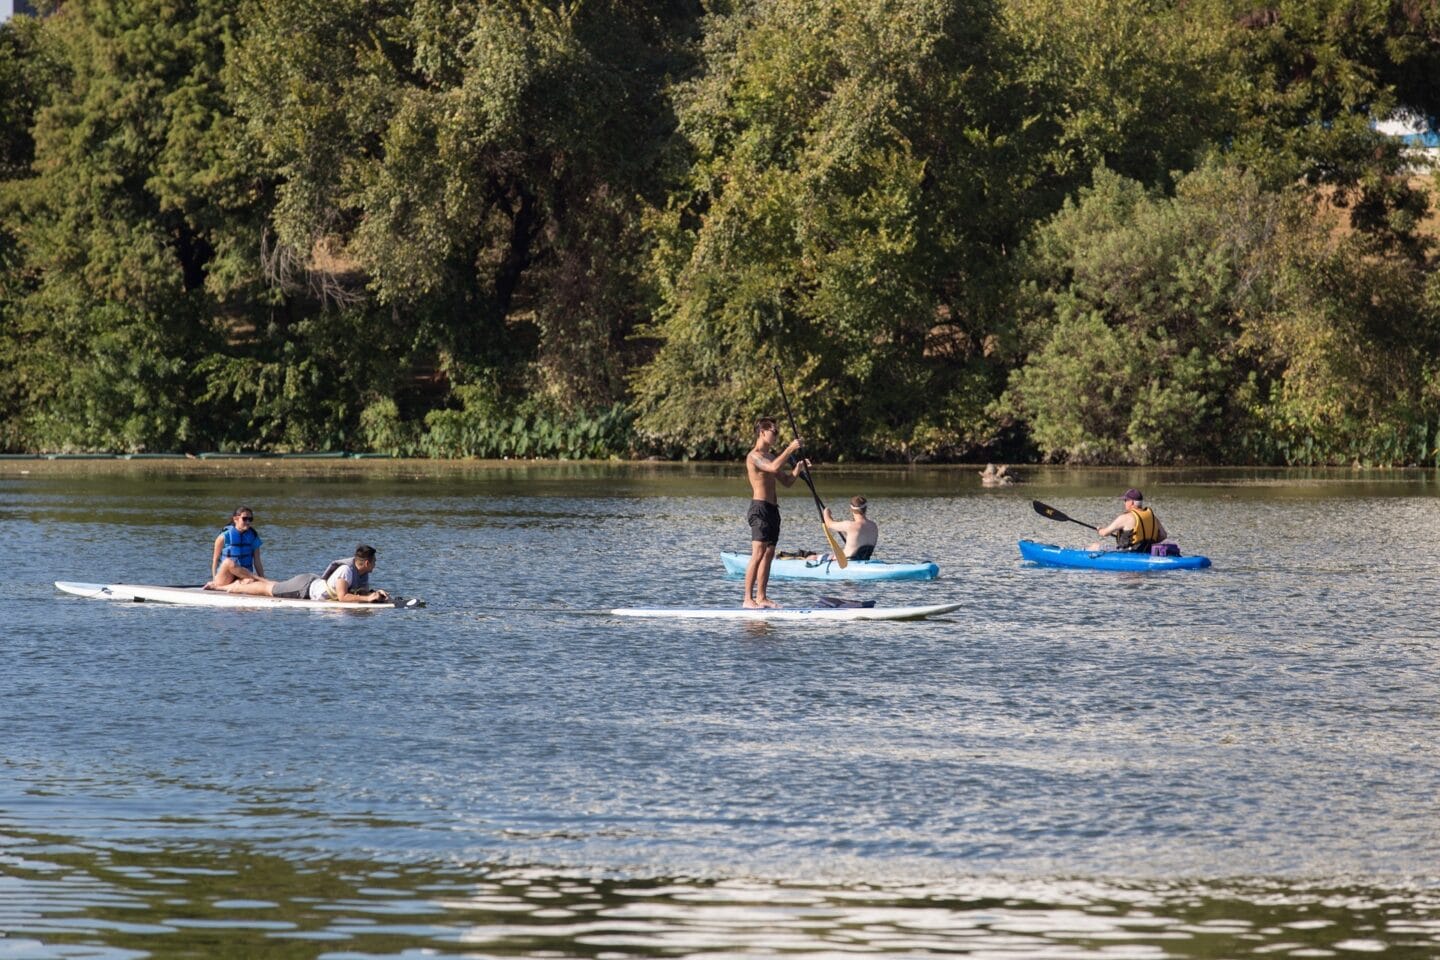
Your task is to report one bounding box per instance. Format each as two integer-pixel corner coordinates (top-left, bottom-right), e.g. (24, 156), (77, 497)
(266, 574), (316, 599)
(221, 578), (277, 596)
(754, 504), (782, 606)
(206, 560), (239, 589)
(755, 543), (779, 607)
(743, 540), (765, 608)
(212, 558), (266, 587)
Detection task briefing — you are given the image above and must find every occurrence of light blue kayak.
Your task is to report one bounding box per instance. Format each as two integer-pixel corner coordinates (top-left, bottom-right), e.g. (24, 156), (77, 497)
(720, 552), (940, 581)
(1018, 539), (1212, 571)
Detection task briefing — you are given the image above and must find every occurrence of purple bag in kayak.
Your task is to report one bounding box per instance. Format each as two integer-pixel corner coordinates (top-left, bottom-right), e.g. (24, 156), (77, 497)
(1150, 542), (1181, 557)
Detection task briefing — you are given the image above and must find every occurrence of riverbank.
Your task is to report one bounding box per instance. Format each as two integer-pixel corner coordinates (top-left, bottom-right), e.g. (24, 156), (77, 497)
(6, 456), (1440, 498)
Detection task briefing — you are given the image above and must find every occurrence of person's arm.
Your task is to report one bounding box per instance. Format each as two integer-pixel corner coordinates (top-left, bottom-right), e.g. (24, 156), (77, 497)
(253, 548), (264, 578)
(211, 534), (224, 577)
(753, 439), (802, 476)
(1095, 514), (1124, 539)
(779, 457), (810, 487)
(329, 575), (388, 603)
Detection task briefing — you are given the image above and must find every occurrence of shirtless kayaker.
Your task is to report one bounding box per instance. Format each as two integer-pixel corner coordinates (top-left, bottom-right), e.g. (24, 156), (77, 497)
(743, 417), (808, 608)
(811, 495), (879, 561)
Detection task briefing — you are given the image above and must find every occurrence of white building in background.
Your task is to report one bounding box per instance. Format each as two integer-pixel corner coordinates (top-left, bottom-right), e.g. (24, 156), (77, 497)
(0, 0), (36, 23)
(1375, 111), (1440, 170)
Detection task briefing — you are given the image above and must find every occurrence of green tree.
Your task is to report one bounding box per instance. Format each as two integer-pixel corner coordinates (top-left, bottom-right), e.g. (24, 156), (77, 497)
(230, 0), (693, 426)
(0, 0), (267, 452)
(1204, 0), (1440, 254)
(1001, 0), (1232, 197)
(635, 0), (1035, 460)
(0, 13), (57, 449)
(1004, 161), (1440, 465)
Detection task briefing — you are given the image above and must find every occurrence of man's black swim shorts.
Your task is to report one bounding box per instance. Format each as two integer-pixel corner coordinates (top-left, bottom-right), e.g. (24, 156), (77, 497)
(747, 499), (781, 545)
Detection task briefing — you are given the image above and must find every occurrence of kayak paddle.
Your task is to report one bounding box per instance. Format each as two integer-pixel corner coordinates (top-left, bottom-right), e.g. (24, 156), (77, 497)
(1031, 499), (1100, 532)
(774, 365), (847, 568)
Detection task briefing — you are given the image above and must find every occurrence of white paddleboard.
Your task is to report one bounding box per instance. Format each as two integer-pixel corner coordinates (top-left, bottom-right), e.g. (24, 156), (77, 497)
(55, 581), (422, 610)
(609, 602), (962, 621)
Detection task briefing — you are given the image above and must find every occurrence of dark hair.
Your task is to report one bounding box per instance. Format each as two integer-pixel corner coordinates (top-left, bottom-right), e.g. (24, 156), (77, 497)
(354, 544), (377, 562)
(230, 506), (257, 532)
(850, 495), (868, 513)
(755, 417), (777, 436)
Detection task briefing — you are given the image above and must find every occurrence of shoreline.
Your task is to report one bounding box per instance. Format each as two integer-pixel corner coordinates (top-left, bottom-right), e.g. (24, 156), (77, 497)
(3, 456), (1438, 487)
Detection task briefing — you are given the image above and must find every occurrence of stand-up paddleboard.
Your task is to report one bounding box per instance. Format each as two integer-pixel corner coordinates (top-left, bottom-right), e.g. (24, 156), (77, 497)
(55, 582), (423, 609)
(609, 601), (962, 621)
(720, 552), (940, 581)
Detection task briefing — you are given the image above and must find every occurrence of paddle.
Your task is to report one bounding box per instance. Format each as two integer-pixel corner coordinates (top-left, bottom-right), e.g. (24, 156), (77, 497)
(1031, 499), (1101, 532)
(773, 366), (848, 568)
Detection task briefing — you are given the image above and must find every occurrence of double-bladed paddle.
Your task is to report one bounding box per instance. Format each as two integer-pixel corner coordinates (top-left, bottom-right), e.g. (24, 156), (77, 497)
(1032, 499), (1100, 532)
(773, 366), (847, 568)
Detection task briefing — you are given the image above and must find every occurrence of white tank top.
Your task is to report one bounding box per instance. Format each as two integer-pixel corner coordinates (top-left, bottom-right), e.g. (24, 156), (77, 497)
(308, 559), (369, 600)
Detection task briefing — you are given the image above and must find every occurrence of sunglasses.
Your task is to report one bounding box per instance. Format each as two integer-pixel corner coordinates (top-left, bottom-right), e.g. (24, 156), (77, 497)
(237, 515), (254, 521)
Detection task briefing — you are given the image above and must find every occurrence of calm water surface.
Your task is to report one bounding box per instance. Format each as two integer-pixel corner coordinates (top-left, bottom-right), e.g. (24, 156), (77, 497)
(4, 462), (1440, 958)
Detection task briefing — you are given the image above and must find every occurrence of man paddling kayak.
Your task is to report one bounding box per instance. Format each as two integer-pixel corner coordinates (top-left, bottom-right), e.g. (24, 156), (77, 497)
(1089, 488), (1168, 552)
(744, 417), (809, 608)
(806, 495), (879, 561)
(213, 544), (391, 603)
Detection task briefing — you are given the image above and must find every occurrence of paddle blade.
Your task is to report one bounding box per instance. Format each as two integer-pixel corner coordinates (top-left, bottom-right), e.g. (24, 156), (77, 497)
(1032, 500), (1070, 523)
(1031, 499), (1099, 531)
(822, 523), (848, 568)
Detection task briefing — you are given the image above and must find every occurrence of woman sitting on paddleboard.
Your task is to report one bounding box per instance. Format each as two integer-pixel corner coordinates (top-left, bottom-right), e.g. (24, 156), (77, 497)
(207, 506), (269, 588)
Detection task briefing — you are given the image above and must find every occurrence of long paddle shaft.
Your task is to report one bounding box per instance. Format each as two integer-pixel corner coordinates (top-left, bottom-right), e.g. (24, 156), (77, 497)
(773, 367), (848, 567)
(1031, 499), (1101, 532)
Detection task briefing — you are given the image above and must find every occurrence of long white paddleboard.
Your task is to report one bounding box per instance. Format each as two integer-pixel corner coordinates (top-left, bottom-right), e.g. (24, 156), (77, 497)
(55, 581), (423, 610)
(609, 602), (962, 621)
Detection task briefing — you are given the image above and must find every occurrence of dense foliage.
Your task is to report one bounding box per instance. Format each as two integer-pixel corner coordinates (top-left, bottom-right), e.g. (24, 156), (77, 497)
(0, 0), (1438, 463)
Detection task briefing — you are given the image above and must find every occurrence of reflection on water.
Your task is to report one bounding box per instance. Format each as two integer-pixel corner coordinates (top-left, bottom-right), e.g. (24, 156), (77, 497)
(6, 465), (1440, 956)
(5, 831), (1440, 959)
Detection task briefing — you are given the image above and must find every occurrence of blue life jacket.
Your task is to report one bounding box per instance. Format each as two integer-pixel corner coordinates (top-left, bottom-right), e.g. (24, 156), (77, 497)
(220, 525), (262, 569)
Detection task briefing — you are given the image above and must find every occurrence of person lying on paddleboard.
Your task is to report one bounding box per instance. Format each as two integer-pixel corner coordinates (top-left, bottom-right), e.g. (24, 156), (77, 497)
(213, 544), (391, 603)
(803, 495), (878, 562)
(207, 506), (268, 588)
(743, 417), (809, 609)
(1089, 488), (1168, 552)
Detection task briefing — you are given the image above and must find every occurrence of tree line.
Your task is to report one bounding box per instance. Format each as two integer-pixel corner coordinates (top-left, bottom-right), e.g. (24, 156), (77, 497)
(1, 0), (1439, 464)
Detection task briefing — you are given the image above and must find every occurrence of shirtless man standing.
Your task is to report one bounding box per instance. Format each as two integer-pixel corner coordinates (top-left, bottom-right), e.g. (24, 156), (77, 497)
(744, 417), (808, 608)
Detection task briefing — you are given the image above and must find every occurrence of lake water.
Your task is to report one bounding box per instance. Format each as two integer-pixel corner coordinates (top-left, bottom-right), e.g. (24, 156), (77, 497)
(4, 461), (1440, 959)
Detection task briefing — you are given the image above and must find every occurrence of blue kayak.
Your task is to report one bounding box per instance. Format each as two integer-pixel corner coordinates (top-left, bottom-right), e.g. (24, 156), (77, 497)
(1018, 539), (1212, 571)
(720, 552), (940, 581)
